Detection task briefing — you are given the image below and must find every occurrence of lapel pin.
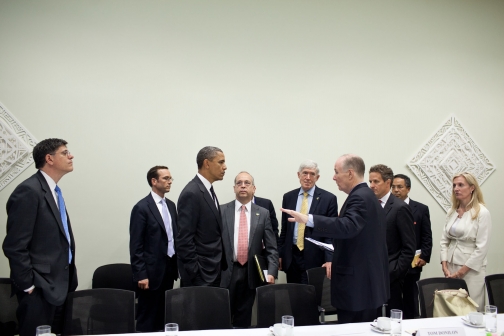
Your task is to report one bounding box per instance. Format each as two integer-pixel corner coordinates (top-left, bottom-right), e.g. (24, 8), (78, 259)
(256, 213), (259, 216)
(316, 197), (319, 200)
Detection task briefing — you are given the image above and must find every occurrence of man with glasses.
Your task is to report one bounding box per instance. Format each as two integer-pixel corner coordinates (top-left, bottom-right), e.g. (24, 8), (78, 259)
(129, 166), (178, 332)
(278, 160), (338, 284)
(220, 172), (278, 328)
(3, 138), (77, 336)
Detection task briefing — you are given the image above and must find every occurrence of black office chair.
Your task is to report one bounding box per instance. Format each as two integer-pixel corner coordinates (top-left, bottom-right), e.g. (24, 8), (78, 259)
(164, 287), (232, 330)
(417, 277), (469, 318)
(63, 288), (136, 335)
(485, 274), (504, 312)
(0, 278), (18, 336)
(92, 264), (136, 292)
(256, 283), (320, 327)
(306, 267), (337, 323)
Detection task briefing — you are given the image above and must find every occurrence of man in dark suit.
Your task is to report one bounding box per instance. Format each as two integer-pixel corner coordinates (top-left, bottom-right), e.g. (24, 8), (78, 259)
(177, 146), (228, 287)
(253, 195), (279, 243)
(130, 166), (178, 331)
(278, 160), (338, 284)
(369, 165), (416, 315)
(281, 154), (389, 324)
(392, 174), (432, 319)
(220, 172), (278, 328)
(3, 138), (77, 336)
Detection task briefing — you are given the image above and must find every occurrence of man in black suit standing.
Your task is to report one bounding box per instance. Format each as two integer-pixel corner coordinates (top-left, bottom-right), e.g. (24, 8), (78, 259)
(369, 165), (416, 315)
(220, 172), (278, 328)
(177, 146), (228, 287)
(3, 138), (77, 336)
(278, 160), (338, 284)
(392, 174), (432, 319)
(130, 166), (178, 332)
(281, 154), (389, 324)
(253, 195), (279, 243)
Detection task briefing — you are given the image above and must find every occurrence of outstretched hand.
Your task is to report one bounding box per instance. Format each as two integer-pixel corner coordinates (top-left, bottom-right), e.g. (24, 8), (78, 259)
(280, 208), (309, 224)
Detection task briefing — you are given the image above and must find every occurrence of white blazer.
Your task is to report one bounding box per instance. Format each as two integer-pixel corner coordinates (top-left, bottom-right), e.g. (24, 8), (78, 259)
(440, 204), (491, 272)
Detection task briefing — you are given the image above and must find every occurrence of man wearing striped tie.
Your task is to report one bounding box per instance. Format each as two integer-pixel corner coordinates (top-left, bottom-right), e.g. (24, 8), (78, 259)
(278, 160), (338, 284)
(220, 171), (278, 328)
(3, 138), (77, 336)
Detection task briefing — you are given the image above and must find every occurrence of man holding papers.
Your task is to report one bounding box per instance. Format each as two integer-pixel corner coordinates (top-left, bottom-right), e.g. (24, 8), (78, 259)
(220, 172), (278, 328)
(281, 154), (389, 324)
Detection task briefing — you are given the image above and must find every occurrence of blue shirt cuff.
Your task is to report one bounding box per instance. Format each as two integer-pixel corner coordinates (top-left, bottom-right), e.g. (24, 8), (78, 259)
(307, 215), (314, 227)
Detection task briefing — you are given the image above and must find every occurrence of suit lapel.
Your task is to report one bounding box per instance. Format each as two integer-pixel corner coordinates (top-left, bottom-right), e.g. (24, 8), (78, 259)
(225, 203), (235, 251)
(249, 204), (260, 249)
(384, 195), (393, 216)
(194, 177), (221, 223)
(37, 172), (67, 239)
(308, 186), (321, 214)
(146, 195), (166, 233)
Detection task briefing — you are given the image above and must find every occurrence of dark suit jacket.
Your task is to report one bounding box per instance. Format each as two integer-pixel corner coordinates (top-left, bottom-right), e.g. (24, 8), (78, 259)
(253, 196), (279, 241)
(176, 176), (228, 284)
(312, 183), (389, 311)
(279, 186), (338, 271)
(129, 194), (178, 290)
(407, 199), (432, 275)
(220, 201), (278, 289)
(2, 171), (78, 306)
(383, 194), (416, 284)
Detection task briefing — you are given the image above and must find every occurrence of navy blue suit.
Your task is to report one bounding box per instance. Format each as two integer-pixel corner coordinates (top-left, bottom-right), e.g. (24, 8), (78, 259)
(312, 183), (389, 322)
(403, 199), (432, 319)
(130, 194), (178, 331)
(279, 186), (338, 284)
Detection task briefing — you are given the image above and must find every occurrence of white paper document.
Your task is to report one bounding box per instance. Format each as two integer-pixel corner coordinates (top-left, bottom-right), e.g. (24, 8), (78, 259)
(305, 237), (334, 251)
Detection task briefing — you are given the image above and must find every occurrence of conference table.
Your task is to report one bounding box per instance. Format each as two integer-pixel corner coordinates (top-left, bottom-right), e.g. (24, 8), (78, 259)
(110, 314), (504, 336)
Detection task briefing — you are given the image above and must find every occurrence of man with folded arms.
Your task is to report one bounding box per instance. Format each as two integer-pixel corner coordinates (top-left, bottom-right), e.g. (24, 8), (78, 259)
(281, 154), (389, 324)
(220, 172), (278, 328)
(392, 173), (432, 319)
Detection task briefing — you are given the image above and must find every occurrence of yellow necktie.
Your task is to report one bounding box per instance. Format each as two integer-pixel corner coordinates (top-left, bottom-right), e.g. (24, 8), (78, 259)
(296, 192), (309, 250)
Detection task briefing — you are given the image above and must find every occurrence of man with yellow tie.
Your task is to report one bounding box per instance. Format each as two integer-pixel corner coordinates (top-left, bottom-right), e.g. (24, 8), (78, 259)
(278, 160), (338, 284)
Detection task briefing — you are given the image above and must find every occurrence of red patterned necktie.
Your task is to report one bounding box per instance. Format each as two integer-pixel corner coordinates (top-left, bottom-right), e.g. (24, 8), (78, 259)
(237, 205), (248, 265)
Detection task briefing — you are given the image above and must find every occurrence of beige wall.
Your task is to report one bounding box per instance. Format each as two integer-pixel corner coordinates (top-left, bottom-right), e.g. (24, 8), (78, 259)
(0, 0), (503, 290)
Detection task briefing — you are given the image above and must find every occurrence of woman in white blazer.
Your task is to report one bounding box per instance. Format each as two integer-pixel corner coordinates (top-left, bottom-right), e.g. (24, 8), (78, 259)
(440, 172), (491, 309)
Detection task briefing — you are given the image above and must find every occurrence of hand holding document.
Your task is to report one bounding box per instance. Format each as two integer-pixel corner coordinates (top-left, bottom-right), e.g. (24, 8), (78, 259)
(411, 249), (421, 268)
(305, 237), (334, 251)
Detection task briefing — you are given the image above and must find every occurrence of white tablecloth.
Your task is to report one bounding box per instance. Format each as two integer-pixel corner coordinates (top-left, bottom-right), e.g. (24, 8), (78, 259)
(105, 314), (504, 336)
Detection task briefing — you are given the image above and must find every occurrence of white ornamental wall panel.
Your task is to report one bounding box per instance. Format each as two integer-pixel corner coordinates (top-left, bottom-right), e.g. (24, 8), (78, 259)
(408, 116), (495, 212)
(0, 101), (37, 191)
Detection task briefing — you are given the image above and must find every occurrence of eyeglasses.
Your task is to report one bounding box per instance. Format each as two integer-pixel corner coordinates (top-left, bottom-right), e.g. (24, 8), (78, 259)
(162, 177), (174, 182)
(235, 181), (253, 186)
(50, 150), (72, 157)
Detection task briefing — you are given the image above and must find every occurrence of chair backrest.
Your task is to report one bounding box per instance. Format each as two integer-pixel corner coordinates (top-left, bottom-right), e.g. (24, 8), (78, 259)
(485, 274), (504, 312)
(256, 283), (320, 327)
(165, 287), (232, 331)
(417, 277), (469, 318)
(63, 288), (135, 335)
(0, 278), (18, 336)
(306, 267), (337, 315)
(92, 264), (136, 292)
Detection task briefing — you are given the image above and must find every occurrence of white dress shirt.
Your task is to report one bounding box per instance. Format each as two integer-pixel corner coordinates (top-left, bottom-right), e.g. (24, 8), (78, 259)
(150, 191), (174, 256)
(293, 186), (315, 244)
(379, 191), (391, 208)
(197, 173), (218, 208)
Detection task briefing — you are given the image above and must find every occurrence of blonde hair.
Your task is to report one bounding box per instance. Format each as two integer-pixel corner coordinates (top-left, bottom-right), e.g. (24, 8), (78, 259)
(449, 172), (485, 220)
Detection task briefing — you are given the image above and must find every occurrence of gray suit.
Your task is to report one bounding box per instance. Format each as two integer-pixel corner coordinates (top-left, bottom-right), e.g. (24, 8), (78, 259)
(220, 201), (278, 327)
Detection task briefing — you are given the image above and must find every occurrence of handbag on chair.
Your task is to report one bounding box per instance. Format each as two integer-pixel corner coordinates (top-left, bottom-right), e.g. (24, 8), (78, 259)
(433, 288), (479, 317)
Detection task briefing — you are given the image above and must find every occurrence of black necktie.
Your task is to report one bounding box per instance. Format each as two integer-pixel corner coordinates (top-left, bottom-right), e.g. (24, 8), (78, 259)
(210, 186), (219, 208)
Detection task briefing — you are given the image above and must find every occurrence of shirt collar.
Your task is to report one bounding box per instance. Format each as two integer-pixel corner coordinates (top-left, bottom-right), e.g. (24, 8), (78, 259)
(235, 200), (252, 213)
(299, 186), (316, 197)
(40, 170), (57, 192)
(380, 191), (391, 205)
(404, 197), (410, 204)
(197, 172), (212, 191)
(151, 191), (164, 204)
